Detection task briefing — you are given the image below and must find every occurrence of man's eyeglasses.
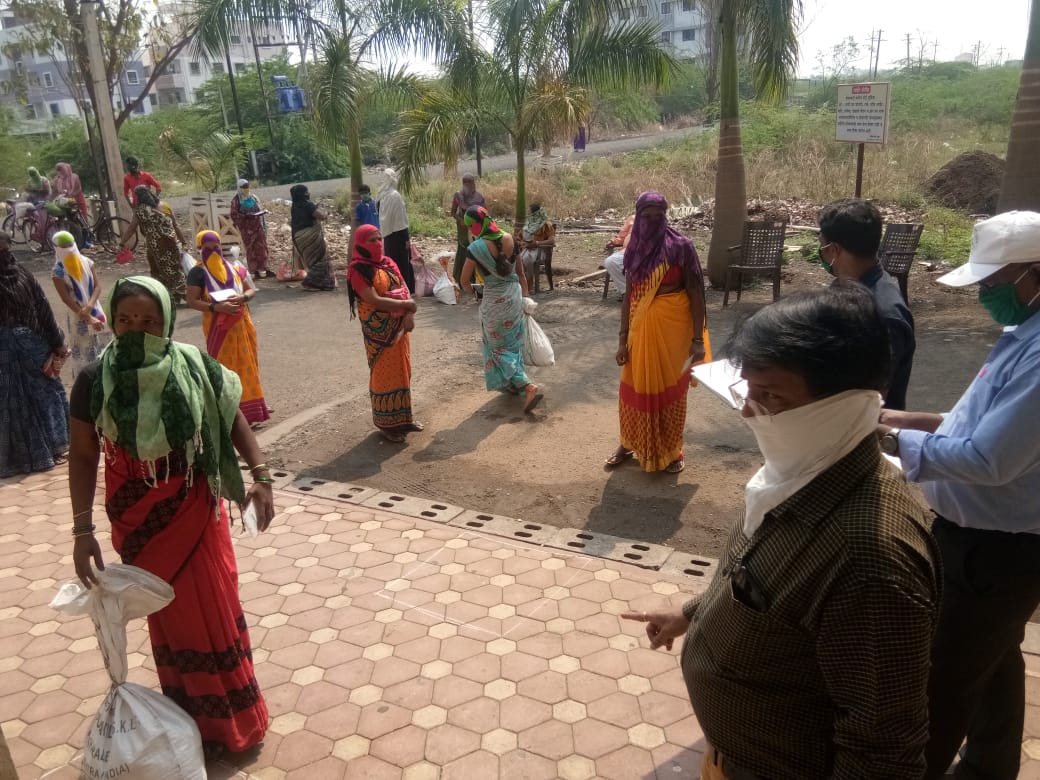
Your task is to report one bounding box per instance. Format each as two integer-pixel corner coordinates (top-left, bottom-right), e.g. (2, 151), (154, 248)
(728, 379), (771, 418)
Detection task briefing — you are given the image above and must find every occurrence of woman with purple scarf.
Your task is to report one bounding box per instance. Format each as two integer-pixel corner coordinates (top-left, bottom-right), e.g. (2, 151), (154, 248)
(605, 192), (710, 473)
(185, 230), (271, 426)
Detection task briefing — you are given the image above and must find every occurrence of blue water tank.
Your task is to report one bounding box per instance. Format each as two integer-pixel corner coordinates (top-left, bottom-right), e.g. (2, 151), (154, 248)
(272, 75), (305, 113)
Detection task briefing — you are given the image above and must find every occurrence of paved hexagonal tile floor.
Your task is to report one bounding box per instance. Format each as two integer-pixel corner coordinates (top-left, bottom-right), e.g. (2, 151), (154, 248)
(3, 466), (1040, 779)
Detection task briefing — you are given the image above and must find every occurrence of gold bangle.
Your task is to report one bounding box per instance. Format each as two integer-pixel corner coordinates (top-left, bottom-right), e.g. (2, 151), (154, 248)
(249, 463), (268, 474)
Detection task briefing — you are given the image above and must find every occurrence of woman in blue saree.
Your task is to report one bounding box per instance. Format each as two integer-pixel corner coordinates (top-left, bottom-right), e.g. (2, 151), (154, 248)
(459, 206), (543, 413)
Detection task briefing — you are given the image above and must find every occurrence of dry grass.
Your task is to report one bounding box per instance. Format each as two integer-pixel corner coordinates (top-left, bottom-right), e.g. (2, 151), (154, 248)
(402, 110), (1007, 231)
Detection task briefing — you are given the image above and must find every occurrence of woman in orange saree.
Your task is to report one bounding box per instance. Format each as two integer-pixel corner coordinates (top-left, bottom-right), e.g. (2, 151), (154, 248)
(185, 230), (271, 426)
(347, 224), (423, 443)
(606, 191), (710, 473)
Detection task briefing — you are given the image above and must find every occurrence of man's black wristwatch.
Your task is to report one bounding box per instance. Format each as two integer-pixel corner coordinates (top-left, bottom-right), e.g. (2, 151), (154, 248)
(880, 427), (902, 456)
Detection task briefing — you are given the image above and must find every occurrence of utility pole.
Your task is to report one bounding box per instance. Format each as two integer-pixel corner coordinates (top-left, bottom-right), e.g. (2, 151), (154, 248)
(867, 29), (876, 72)
(997, 46), (1006, 65)
(873, 30), (883, 77)
(81, 0), (129, 222)
(933, 40), (939, 63)
(905, 33), (912, 70)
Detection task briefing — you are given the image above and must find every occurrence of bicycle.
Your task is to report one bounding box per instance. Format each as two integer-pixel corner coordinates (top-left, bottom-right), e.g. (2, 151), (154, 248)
(1, 190), (34, 246)
(71, 204), (136, 254)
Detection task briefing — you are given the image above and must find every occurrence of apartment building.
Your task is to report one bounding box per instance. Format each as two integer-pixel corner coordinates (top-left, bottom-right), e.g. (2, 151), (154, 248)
(619, 0), (711, 59)
(144, 1), (288, 108)
(0, 11), (152, 134)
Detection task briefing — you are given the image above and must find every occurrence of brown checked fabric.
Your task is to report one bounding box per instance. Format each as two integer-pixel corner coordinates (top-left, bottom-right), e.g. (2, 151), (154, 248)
(680, 436), (941, 780)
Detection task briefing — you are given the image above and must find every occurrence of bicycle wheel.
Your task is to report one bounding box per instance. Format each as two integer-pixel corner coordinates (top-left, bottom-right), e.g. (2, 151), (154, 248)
(48, 217), (83, 249)
(25, 216), (46, 253)
(98, 217), (134, 253)
(1, 214), (21, 243)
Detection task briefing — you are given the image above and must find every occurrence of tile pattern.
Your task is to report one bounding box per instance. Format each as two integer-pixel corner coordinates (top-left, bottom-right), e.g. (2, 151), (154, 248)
(2, 466), (1040, 779)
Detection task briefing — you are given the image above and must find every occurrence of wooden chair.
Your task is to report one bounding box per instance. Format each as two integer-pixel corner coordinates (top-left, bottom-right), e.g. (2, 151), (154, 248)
(722, 219), (788, 306)
(879, 223), (924, 304)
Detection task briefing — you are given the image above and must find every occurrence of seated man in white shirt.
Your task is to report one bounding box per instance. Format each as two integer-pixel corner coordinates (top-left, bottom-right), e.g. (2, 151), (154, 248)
(603, 213), (634, 296)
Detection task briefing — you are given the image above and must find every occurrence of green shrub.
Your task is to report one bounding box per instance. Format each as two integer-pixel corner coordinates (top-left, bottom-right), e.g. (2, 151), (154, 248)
(918, 206), (975, 266)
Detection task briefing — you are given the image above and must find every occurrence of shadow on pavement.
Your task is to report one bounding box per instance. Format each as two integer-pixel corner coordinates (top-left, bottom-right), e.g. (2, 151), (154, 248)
(411, 394), (538, 463)
(584, 468), (699, 544)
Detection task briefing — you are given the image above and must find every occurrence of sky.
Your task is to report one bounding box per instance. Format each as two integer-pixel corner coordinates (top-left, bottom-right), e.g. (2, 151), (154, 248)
(797, 0), (1032, 76)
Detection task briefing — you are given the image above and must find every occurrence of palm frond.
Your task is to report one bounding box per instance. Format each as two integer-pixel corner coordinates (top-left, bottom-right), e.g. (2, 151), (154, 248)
(362, 0), (470, 64)
(308, 33), (363, 149)
(737, 0), (801, 103)
(389, 89), (485, 192)
(158, 129), (248, 192)
(521, 80), (591, 149)
(189, 0), (320, 60)
(567, 21), (678, 89)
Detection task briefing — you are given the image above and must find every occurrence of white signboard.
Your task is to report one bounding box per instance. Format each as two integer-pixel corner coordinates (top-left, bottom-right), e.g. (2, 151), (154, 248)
(835, 82), (891, 144)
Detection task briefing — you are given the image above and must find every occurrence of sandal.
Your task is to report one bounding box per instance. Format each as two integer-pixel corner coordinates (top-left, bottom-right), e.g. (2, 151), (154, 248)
(665, 455), (685, 474)
(403, 421), (425, 432)
(53, 452), (69, 466)
(379, 429), (407, 443)
(604, 448), (634, 468)
(523, 386), (544, 413)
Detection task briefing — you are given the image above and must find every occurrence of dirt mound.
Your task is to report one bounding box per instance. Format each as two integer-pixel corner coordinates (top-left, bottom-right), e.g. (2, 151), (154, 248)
(925, 151), (1005, 215)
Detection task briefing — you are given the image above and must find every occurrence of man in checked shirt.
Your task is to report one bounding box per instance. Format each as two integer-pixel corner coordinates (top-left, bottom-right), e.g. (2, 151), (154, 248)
(625, 285), (941, 779)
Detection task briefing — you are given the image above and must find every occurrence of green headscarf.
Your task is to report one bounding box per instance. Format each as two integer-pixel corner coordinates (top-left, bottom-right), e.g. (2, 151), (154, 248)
(91, 276), (245, 503)
(27, 167), (43, 188)
(464, 205), (504, 241)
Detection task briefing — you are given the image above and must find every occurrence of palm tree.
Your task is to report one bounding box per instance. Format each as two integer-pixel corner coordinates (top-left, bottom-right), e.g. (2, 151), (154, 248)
(703, 0), (801, 287)
(998, 0), (1040, 212)
(390, 0), (676, 230)
(158, 129), (249, 193)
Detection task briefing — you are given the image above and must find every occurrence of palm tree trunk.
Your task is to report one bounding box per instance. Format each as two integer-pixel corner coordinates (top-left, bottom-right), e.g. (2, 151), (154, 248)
(998, 0), (1040, 212)
(705, 0), (746, 288)
(514, 136), (527, 234)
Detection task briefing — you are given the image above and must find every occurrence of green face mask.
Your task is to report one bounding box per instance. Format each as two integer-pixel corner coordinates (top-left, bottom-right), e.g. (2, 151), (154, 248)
(978, 270), (1039, 326)
(361, 193), (371, 202)
(818, 243), (836, 276)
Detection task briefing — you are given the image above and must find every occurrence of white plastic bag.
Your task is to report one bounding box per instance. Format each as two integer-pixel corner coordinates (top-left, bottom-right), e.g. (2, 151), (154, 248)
(522, 297), (537, 315)
(181, 252), (196, 276)
(241, 501), (260, 538)
(524, 314), (555, 367)
(51, 565), (207, 780)
(433, 272), (459, 305)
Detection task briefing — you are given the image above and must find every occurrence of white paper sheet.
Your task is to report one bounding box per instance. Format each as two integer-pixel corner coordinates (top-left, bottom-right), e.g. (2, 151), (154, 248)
(692, 359), (745, 409)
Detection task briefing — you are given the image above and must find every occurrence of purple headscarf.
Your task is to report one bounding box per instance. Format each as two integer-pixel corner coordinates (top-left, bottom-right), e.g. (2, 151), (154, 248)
(623, 191), (702, 287)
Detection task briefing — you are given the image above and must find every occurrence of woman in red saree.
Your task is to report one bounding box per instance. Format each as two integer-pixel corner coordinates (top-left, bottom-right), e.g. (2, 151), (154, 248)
(67, 275), (275, 759)
(605, 191), (710, 473)
(185, 230), (271, 426)
(347, 224), (423, 443)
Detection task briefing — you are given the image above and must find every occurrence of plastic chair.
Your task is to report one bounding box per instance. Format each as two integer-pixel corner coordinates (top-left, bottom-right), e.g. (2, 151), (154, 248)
(879, 223), (924, 304)
(722, 220), (788, 306)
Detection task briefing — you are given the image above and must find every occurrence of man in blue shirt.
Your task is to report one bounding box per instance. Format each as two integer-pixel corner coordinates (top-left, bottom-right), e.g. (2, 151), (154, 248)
(818, 198), (916, 409)
(355, 184), (379, 228)
(878, 210), (1040, 779)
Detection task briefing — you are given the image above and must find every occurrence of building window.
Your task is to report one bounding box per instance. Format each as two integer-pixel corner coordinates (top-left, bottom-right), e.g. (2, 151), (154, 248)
(133, 102), (145, 114)
(163, 60), (180, 75)
(176, 89), (185, 103)
(148, 93), (157, 106)
(42, 71), (53, 88)
(681, 0), (694, 10)
(618, 7), (630, 19)
(682, 28), (696, 41)
(14, 60), (24, 74)
(49, 102), (60, 116)
(212, 62), (224, 73)
(660, 30), (671, 43)
(189, 61), (201, 75)
(262, 35), (270, 44)
(637, 5), (648, 16)
(230, 34), (241, 44)
(126, 69), (139, 85)
(234, 62), (247, 74)
(661, 1), (672, 12)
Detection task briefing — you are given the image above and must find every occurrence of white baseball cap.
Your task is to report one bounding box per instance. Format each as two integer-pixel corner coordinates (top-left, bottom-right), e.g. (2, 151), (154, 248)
(938, 210), (1040, 286)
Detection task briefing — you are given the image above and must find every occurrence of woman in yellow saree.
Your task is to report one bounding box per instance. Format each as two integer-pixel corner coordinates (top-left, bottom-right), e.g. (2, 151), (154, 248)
(606, 191), (710, 473)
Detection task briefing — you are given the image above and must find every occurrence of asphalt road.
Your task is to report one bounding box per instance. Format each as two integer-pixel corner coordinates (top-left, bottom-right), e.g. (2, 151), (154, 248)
(162, 124), (710, 209)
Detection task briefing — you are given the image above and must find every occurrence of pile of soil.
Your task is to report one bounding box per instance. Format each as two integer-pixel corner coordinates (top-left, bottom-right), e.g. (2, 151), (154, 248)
(925, 151), (1005, 215)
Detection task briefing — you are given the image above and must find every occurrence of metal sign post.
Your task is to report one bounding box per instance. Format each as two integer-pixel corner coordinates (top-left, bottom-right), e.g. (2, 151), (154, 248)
(835, 82), (892, 198)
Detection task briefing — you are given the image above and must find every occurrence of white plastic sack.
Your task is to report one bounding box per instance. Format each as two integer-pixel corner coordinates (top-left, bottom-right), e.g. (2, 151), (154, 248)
(413, 262), (441, 297)
(181, 252), (196, 277)
(524, 314), (555, 367)
(433, 272), (459, 305)
(521, 297), (537, 315)
(51, 565), (207, 780)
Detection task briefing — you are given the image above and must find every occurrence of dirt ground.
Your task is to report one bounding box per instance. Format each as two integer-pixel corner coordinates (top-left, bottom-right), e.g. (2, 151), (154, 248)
(29, 230), (996, 559)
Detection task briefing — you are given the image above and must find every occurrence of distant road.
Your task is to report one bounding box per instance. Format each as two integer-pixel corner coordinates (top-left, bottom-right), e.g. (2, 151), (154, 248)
(162, 123), (710, 209)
